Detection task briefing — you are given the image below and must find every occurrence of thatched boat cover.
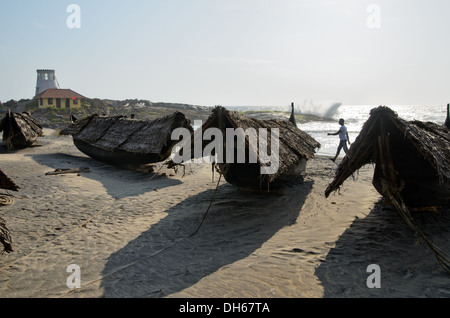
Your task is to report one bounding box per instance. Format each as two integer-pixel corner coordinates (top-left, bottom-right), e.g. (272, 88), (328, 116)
(325, 106), (450, 272)
(325, 106), (450, 204)
(0, 111), (43, 149)
(60, 111), (193, 163)
(192, 106), (320, 185)
(0, 169), (19, 192)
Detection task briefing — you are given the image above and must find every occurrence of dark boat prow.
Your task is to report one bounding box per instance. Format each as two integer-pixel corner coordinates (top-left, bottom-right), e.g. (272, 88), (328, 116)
(289, 102), (297, 127)
(445, 103), (450, 129)
(70, 114), (78, 124)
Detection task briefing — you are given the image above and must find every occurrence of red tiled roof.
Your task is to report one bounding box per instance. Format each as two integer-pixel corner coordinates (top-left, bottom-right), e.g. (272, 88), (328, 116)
(35, 88), (86, 99)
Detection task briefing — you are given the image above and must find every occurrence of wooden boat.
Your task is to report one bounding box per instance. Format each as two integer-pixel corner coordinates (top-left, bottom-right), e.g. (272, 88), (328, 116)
(0, 110), (43, 149)
(325, 106), (450, 207)
(60, 111), (193, 166)
(325, 105), (450, 271)
(188, 106), (320, 190)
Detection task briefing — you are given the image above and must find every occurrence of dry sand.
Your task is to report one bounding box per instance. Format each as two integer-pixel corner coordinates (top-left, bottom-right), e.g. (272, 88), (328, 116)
(0, 128), (450, 298)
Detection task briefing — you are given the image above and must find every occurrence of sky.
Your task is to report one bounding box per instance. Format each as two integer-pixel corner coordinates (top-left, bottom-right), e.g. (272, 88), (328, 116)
(1, 0), (449, 107)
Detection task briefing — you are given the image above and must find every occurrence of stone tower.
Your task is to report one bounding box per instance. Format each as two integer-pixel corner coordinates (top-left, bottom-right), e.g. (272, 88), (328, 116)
(35, 69), (60, 96)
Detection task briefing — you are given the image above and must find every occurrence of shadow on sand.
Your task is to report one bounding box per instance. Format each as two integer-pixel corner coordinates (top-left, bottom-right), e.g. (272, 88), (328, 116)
(315, 201), (450, 297)
(27, 152), (182, 199)
(98, 178), (314, 297)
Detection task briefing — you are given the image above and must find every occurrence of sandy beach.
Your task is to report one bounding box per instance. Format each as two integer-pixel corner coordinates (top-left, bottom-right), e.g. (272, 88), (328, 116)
(1, 128), (450, 298)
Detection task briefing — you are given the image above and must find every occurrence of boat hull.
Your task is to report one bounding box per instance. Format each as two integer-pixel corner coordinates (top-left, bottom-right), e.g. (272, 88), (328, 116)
(60, 111), (193, 166)
(372, 156), (450, 207)
(74, 139), (166, 166)
(2, 132), (38, 149)
(220, 158), (307, 189)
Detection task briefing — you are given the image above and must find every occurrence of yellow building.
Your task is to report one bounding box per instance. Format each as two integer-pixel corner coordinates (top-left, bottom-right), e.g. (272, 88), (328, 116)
(34, 88), (86, 109)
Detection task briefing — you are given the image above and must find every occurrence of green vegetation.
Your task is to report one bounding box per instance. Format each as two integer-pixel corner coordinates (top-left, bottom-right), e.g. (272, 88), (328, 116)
(25, 99), (38, 111)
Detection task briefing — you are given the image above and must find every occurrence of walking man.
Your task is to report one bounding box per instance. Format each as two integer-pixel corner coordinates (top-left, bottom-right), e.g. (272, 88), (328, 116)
(328, 118), (351, 162)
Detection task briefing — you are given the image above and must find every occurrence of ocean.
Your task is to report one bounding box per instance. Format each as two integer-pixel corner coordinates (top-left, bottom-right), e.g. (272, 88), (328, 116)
(226, 103), (448, 157)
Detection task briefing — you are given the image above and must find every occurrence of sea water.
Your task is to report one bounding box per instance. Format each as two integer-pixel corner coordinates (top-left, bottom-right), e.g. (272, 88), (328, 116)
(303, 104), (447, 157)
(227, 103), (447, 157)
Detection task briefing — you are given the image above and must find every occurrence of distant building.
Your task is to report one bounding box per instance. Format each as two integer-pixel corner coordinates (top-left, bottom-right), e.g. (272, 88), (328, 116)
(34, 88), (86, 109)
(35, 69), (60, 96)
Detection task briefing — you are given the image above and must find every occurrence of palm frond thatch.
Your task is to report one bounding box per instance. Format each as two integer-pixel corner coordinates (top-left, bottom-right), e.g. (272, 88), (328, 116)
(325, 105), (450, 272)
(190, 106), (320, 188)
(0, 111), (43, 149)
(60, 111), (193, 165)
(325, 106), (450, 207)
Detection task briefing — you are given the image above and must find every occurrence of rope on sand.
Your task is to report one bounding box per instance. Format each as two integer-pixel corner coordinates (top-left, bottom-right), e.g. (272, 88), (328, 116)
(60, 168), (224, 297)
(384, 185), (450, 274)
(3, 161), (223, 296)
(189, 168), (222, 237)
(377, 131), (450, 273)
(0, 196), (14, 206)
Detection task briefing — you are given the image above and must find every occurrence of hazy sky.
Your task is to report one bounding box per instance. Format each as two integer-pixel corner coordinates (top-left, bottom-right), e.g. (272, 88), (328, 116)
(1, 0), (449, 106)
